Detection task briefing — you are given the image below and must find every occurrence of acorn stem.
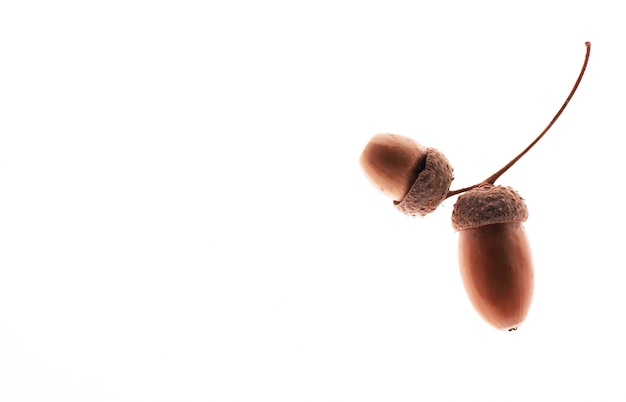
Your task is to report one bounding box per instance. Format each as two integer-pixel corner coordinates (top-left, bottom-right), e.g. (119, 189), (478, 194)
(445, 42), (591, 199)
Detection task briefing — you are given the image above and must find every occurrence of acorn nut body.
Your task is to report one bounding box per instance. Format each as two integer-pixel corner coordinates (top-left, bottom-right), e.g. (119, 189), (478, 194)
(452, 185), (534, 331)
(360, 134), (454, 217)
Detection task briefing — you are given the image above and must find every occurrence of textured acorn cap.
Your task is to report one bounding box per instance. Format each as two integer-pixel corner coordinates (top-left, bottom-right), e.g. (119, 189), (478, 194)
(452, 185), (528, 231)
(394, 147), (454, 217)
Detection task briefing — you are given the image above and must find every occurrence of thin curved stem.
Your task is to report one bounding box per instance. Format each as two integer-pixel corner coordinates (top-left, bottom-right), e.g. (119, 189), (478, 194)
(445, 42), (591, 199)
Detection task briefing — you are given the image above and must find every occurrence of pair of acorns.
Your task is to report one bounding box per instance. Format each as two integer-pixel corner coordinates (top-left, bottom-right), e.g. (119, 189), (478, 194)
(360, 134), (532, 330)
(359, 43), (590, 331)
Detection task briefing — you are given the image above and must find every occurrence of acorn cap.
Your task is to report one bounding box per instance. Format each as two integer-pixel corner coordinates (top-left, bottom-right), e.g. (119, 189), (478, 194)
(394, 147), (454, 217)
(451, 184), (528, 231)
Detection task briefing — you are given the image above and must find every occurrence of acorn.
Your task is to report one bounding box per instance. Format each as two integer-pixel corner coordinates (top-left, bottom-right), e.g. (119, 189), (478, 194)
(359, 134), (454, 217)
(451, 185), (534, 331)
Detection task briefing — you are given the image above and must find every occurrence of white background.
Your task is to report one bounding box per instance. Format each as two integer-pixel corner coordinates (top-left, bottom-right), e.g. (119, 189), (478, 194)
(1, 1), (624, 401)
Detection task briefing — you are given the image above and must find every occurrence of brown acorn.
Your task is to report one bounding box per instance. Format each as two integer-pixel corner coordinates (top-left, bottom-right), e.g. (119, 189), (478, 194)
(359, 134), (453, 217)
(452, 185), (534, 331)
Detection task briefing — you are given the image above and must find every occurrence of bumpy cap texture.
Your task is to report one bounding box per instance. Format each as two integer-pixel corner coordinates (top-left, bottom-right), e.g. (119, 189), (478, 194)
(394, 148), (454, 217)
(452, 184), (528, 231)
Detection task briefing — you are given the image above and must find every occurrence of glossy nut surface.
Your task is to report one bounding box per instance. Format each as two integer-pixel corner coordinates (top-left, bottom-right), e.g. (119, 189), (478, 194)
(359, 134), (427, 201)
(458, 222), (534, 330)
